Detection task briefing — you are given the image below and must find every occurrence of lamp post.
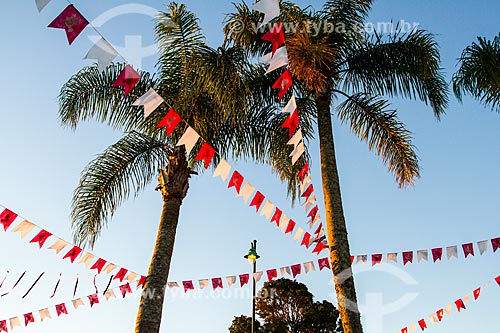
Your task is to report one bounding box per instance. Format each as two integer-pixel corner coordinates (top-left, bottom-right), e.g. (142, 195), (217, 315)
(244, 240), (260, 333)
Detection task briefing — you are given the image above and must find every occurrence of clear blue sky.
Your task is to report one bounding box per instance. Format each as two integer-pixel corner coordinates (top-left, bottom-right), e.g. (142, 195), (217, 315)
(0, 1), (499, 332)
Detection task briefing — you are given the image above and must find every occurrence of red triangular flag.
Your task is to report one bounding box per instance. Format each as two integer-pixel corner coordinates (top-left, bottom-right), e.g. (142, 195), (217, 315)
(137, 275), (147, 289)
(212, 277), (223, 290)
(495, 275), (500, 286)
(113, 268), (128, 282)
(281, 110), (299, 138)
(285, 219), (296, 234)
(307, 206), (319, 222)
(0, 320), (7, 332)
(0, 209), (17, 231)
(436, 309), (444, 322)
(318, 257), (330, 270)
(431, 248), (442, 262)
(401, 328), (408, 333)
(350, 256), (354, 264)
(301, 233), (311, 248)
(462, 243), (474, 258)
(261, 22), (285, 55)
(55, 303), (68, 316)
(298, 163), (309, 181)
(228, 171), (244, 194)
(48, 5), (89, 45)
(119, 283), (132, 298)
(239, 274), (249, 287)
(301, 184), (314, 201)
(90, 258), (107, 274)
(112, 65), (140, 97)
(249, 191), (265, 212)
(492, 237), (500, 252)
(23, 313), (34, 327)
(273, 69), (293, 101)
(266, 269), (278, 281)
(418, 319), (427, 331)
(473, 287), (481, 300)
(314, 223), (323, 235)
(195, 143), (216, 169)
(455, 298), (466, 312)
(312, 241), (328, 255)
(62, 246), (82, 263)
(403, 251), (413, 265)
(270, 208), (282, 227)
(291, 264), (301, 278)
(88, 294), (99, 307)
(29, 230), (52, 248)
(372, 254), (382, 266)
(157, 108), (182, 137)
(182, 280), (195, 293)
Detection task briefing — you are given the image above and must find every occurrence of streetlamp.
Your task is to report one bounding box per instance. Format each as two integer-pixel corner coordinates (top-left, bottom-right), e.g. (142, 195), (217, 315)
(244, 240), (260, 333)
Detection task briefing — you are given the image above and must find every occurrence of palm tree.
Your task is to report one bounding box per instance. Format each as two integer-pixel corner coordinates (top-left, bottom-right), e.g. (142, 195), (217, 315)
(224, 1), (449, 332)
(57, 3), (300, 332)
(453, 33), (500, 111)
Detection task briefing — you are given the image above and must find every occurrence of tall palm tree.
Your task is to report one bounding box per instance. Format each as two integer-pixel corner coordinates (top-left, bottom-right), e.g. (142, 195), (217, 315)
(453, 33), (500, 111)
(224, 1), (449, 332)
(57, 3), (306, 332)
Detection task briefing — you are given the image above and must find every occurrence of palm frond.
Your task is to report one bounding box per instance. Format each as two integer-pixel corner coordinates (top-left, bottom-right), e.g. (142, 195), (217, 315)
(58, 64), (159, 132)
(452, 34), (500, 112)
(334, 92), (419, 187)
(341, 29), (449, 119)
(322, 0), (374, 27)
(71, 131), (172, 248)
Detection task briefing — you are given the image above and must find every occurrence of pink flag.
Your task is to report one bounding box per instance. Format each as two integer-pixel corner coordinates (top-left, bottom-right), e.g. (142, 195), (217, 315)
(0, 208), (18, 231)
(120, 283), (132, 297)
(261, 22), (285, 55)
(318, 257), (330, 270)
(112, 65), (140, 97)
(239, 274), (250, 287)
(0, 320), (7, 332)
(48, 5), (89, 45)
(88, 294), (99, 307)
(113, 268), (128, 282)
(462, 243), (474, 258)
(291, 264), (301, 278)
(23, 313), (34, 327)
(55, 303), (68, 316)
(492, 237), (500, 252)
(403, 251), (413, 265)
(182, 280), (195, 293)
(91, 258), (107, 274)
(372, 254), (382, 266)
(431, 248), (442, 262)
(270, 208), (282, 227)
(157, 108), (182, 137)
(212, 278), (223, 290)
(281, 110), (299, 138)
(228, 171), (244, 194)
(249, 191), (265, 212)
(266, 269), (278, 281)
(285, 219), (296, 234)
(137, 275), (147, 289)
(29, 230), (52, 248)
(301, 233), (311, 248)
(273, 69), (293, 101)
(195, 143), (216, 169)
(62, 246), (82, 263)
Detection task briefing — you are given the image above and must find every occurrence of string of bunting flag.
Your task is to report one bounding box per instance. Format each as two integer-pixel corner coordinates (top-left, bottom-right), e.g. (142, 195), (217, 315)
(33, 0), (329, 256)
(0, 282), (134, 332)
(394, 275), (500, 333)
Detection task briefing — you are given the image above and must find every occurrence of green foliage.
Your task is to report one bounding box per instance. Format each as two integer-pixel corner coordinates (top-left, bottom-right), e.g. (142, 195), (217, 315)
(452, 34), (500, 112)
(229, 279), (342, 333)
(228, 316), (262, 333)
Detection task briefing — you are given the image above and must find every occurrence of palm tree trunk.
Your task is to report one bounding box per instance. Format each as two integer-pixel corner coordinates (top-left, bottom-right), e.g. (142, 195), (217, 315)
(315, 91), (364, 333)
(135, 147), (191, 333)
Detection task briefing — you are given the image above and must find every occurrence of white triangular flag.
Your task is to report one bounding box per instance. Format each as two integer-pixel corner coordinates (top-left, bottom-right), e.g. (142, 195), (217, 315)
(35, 0), (52, 12)
(226, 276), (237, 287)
(199, 279), (209, 289)
(48, 238), (69, 254)
(78, 252), (96, 268)
(280, 266), (291, 276)
(446, 246), (458, 259)
(387, 253), (398, 263)
(84, 38), (118, 72)
(39, 308), (52, 321)
(104, 263), (117, 275)
(287, 128), (303, 149)
(253, 271), (263, 282)
(463, 293), (471, 303)
(429, 314), (438, 323)
(282, 95), (297, 114)
(409, 324), (417, 332)
(238, 183), (256, 203)
(213, 159), (231, 182)
(260, 201), (275, 220)
(291, 142), (305, 165)
(167, 282), (179, 288)
(127, 272), (138, 283)
(300, 175), (311, 193)
(9, 317), (21, 329)
(293, 227), (304, 240)
(304, 261), (315, 273)
(302, 194), (316, 208)
(132, 88), (164, 118)
(11, 220), (36, 239)
(260, 47), (289, 74)
(445, 304), (452, 316)
(477, 240), (489, 255)
(356, 255), (367, 264)
(176, 127), (200, 155)
(417, 250), (428, 263)
(251, 0), (280, 27)
(72, 298), (85, 309)
(279, 214), (290, 233)
(104, 289), (117, 300)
